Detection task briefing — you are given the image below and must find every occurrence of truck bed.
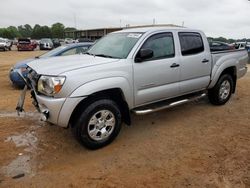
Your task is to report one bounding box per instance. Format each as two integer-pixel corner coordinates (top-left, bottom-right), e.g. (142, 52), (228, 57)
(210, 49), (248, 81)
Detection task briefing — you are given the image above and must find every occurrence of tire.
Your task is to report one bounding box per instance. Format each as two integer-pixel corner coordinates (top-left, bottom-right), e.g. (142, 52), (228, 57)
(208, 74), (234, 105)
(72, 99), (122, 150)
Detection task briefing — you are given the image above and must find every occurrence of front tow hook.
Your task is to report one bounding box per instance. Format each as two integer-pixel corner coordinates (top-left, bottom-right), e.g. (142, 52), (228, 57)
(40, 110), (49, 121)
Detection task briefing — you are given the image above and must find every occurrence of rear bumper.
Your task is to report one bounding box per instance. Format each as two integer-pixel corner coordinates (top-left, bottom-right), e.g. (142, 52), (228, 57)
(17, 46), (34, 50)
(39, 44), (53, 50)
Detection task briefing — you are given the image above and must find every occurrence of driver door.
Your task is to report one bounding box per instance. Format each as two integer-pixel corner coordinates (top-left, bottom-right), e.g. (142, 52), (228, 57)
(133, 32), (180, 106)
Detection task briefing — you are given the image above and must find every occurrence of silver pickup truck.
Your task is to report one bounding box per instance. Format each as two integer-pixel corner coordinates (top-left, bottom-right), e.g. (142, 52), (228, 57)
(17, 27), (248, 149)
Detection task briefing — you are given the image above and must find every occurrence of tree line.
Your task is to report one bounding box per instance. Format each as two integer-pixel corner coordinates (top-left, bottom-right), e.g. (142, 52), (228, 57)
(0, 23), (76, 39)
(207, 37), (250, 44)
(1, 23), (250, 42)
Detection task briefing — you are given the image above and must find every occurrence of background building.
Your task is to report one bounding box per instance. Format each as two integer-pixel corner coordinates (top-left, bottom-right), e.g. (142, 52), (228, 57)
(64, 24), (181, 40)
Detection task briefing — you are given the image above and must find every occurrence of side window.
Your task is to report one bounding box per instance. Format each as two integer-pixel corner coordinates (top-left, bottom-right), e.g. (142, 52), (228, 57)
(179, 32), (204, 56)
(140, 33), (175, 60)
(60, 48), (77, 56)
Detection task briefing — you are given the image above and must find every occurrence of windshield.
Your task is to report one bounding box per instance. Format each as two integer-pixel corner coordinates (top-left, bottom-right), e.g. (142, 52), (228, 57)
(39, 46), (67, 58)
(88, 32), (143, 59)
(41, 39), (52, 43)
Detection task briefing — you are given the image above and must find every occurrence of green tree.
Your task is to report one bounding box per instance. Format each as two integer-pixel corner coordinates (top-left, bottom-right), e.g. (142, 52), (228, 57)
(213, 37), (227, 43)
(51, 23), (65, 38)
(31, 25), (52, 39)
(31, 24), (41, 39)
(40, 26), (52, 38)
(7, 26), (20, 38)
(228, 39), (236, 44)
(18, 24), (33, 38)
(1, 28), (16, 39)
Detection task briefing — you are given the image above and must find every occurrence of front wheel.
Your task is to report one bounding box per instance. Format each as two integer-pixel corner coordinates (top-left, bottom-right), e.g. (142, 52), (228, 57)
(72, 99), (122, 149)
(208, 74), (234, 105)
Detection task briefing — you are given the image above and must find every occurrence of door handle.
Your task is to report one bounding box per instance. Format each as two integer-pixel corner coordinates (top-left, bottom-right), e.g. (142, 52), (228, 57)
(202, 59), (209, 63)
(170, 63), (180, 68)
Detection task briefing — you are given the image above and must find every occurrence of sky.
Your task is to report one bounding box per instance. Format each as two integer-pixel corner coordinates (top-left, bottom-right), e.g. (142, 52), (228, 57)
(1, 0), (250, 39)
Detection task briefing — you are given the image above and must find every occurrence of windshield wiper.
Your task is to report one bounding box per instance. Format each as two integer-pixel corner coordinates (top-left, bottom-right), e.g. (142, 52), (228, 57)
(84, 52), (94, 56)
(94, 54), (119, 59)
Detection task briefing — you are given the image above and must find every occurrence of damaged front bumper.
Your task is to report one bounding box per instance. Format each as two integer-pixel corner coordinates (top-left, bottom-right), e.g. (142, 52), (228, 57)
(16, 68), (85, 127)
(15, 68), (57, 123)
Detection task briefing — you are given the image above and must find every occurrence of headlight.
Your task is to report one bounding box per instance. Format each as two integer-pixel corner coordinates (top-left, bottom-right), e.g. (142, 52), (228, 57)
(37, 76), (66, 96)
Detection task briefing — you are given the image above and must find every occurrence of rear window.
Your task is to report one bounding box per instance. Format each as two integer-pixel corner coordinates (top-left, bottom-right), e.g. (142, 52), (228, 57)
(18, 39), (31, 43)
(179, 32), (204, 56)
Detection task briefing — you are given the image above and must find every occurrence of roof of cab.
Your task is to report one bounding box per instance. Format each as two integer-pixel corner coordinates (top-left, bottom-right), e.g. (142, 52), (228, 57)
(114, 26), (202, 34)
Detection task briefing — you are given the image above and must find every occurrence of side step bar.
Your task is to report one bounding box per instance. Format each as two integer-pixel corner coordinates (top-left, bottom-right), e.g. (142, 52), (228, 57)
(132, 92), (206, 115)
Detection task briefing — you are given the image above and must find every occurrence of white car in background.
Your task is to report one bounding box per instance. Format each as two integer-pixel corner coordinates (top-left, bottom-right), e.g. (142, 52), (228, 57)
(65, 38), (74, 44)
(234, 42), (248, 49)
(0, 38), (12, 51)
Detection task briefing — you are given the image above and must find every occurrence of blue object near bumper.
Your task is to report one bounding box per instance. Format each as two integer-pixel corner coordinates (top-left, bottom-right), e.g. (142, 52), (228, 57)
(9, 69), (27, 88)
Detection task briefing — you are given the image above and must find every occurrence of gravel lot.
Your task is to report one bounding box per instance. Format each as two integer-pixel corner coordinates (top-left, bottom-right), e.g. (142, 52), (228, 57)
(0, 50), (250, 188)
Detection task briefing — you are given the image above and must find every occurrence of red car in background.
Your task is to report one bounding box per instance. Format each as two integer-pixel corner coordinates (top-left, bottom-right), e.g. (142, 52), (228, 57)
(17, 39), (37, 51)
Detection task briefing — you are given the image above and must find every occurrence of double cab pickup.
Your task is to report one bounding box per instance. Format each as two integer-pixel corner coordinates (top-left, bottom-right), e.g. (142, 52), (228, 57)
(17, 27), (248, 149)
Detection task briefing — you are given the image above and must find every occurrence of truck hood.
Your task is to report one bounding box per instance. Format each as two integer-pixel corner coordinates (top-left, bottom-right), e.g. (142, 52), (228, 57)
(14, 58), (34, 69)
(27, 54), (120, 75)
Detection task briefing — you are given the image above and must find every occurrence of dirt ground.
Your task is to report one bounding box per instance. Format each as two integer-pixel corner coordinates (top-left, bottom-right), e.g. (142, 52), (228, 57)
(0, 50), (250, 188)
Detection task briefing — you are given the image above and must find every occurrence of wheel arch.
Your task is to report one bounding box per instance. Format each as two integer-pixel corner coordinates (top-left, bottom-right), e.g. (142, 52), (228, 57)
(209, 65), (237, 93)
(69, 88), (131, 129)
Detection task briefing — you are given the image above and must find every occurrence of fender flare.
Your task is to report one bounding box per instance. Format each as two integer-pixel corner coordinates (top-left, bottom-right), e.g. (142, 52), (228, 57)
(208, 59), (237, 89)
(69, 77), (133, 108)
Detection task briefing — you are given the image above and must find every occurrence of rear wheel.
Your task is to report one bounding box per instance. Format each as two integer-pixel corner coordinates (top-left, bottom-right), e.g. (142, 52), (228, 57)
(208, 74), (233, 105)
(72, 99), (122, 150)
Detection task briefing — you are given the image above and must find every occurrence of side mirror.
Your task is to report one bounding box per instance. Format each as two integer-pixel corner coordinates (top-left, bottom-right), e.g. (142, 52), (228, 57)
(135, 49), (153, 63)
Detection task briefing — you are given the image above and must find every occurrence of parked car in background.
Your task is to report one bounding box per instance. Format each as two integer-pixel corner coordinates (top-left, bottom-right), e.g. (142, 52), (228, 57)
(52, 38), (61, 48)
(76, 38), (93, 43)
(39, 38), (54, 50)
(209, 41), (235, 52)
(65, 38), (74, 44)
(246, 44), (250, 52)
(0, 38), (12, 51)
(13, 38), (18, 45)
(9, 42), (93, 88)
(18, 27), (248, 149)
(234, 42), (247, 50)
(17, 38), (36, 51)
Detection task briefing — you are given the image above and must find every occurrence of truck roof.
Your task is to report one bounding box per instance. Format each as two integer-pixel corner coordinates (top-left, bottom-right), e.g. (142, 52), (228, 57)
(115, 27), (202, 34)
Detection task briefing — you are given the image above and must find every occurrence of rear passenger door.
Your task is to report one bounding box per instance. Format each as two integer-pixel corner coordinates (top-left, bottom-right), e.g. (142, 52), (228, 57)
(178, 32), (211, 94)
